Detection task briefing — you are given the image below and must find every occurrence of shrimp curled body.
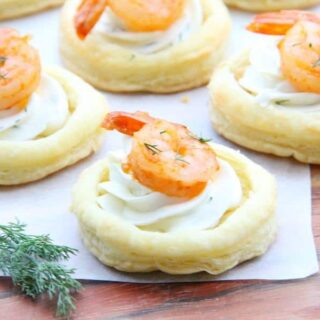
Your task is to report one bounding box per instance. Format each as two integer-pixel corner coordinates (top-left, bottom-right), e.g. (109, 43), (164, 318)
(247, 10), (320, 94)
(74, 0), (186, 39)
(103, 112), (219, 199)
(0, 28), (41, 111)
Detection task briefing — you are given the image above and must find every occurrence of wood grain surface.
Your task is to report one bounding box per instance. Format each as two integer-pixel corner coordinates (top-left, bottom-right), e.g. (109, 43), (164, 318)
(1, 168), (319, 320)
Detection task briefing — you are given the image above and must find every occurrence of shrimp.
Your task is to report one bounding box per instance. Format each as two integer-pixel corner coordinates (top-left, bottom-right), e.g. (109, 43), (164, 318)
(0, 28), (41, 111)
(247, 10), (320, 35)
(103, 111), (219, 199)
(74, 0), (186, 39)
(74, 0), (108, 40)
(247, 11), (320, 94)
(102, 111), (154, 135)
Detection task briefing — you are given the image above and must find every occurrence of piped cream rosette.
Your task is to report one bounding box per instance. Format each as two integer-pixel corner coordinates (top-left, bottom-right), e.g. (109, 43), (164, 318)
(209, 36), (320, 164)
(0, 66), (108, 185)
(224, 0), (320, 11)
(60, 0), (231, 93)
(0, 0), (63, 20)
(72, 143), (276, 275)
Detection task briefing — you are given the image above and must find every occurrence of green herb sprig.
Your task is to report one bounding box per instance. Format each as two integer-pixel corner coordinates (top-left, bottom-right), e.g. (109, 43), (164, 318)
(0, 56), (7, 79)
(275, 99), (289, 106)
(188, 132), (212, 144)
(144, 143), (162, 155)
(0, 222), (81, 319)
(175, 154), (190, 164)
(0, 55), (6, 66)
(313, 58), (320, 68)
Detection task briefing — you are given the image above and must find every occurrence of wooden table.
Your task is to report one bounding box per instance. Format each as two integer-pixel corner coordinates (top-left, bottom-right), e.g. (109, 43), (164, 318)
(1, 168), (319, 320)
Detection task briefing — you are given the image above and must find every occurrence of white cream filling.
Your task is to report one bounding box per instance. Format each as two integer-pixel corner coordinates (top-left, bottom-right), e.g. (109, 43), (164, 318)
(0, 74), (69, 141)
(97, 150), (242, 233)
(239, 36), (320, 112)
(93, 0), (203, 54)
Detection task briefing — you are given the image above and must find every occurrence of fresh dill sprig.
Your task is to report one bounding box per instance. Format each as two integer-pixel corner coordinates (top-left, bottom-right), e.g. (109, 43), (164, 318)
(0, 56), (6, 66)
(175, 154), (190, 164)
(0, 56), (7, 78)
(188, 132), (212, 144)
(144, 143), (162, 155)
(313, 58), (320, 68)
(198, 137), (212, 143)
(275, 99), (289, 105)
(0, 221), (81, 319)
(0, 56), (8, 79)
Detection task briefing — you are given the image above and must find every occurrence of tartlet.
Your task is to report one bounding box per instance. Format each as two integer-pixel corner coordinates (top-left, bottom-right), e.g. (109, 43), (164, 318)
(209, 11), (320, 164)
(0, 66), (108, 185)
(209, 50), (320, 163)
(59, 0), (231, 93)
(72, 143), (276, 274)
(210, 51), (320, 163)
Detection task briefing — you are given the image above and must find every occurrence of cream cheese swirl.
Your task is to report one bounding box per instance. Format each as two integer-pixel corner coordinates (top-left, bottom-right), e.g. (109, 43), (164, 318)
(97, 150), (242, 233)
(239, 36), (320, 112)
(0, 74), (69, 141)
(94, 0), (203, 54)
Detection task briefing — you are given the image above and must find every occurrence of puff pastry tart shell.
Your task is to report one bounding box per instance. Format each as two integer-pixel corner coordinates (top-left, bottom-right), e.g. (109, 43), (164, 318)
(0, 66), (108, 185)
(224, 0), (320, 11)
(209, 50), (320, 164)
(0, 0), (63, 20)
(59, 0), (231, 93)
(71, 143), (276, 275)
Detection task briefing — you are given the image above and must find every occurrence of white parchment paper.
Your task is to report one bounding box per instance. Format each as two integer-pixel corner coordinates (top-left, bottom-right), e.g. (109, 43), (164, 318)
(0, 7), (318, 282)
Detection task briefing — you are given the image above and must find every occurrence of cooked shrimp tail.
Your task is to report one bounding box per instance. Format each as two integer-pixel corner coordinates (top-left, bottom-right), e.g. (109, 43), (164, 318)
(74, 0), (108, 40)
(102, 111), (154, 136)
(247, 10), (320, 35)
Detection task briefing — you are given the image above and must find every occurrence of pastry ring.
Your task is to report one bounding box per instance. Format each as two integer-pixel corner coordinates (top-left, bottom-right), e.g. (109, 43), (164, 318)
(72, 143), (276, 275)
(224, 0), (320, 11)
(209, 11), (320, 164)
(209, 50), (320, 164)
(0, 66), (108, 185)
(59, 0), (231, 93)
(0, 0), (63, 20)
